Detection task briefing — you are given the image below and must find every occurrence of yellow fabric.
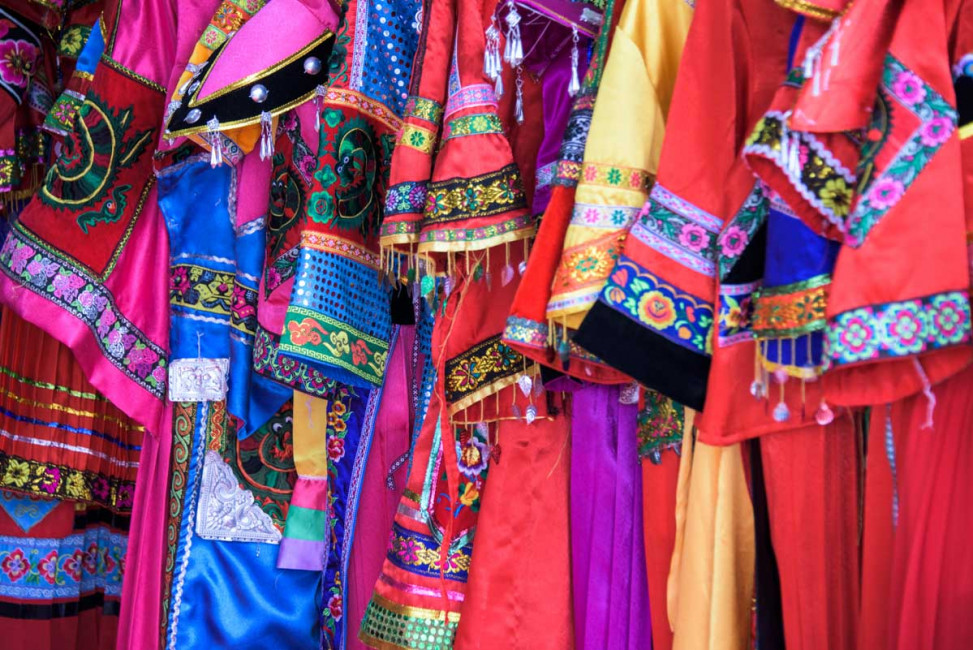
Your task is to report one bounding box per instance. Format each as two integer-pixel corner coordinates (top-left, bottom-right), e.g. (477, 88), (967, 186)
(292, 391), (330, 477)
(668, 414), (755, 650)
(546, 0), (693, 327)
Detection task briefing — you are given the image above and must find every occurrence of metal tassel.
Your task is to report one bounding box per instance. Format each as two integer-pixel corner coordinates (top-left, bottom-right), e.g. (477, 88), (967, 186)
(207, 117), (223, 167)
(514, 67), (524, 125)
(314, 85), (325, 132)
(259, 111), (274, 161)
(568, 26), (581, 97)
(503, 0), (523, 67)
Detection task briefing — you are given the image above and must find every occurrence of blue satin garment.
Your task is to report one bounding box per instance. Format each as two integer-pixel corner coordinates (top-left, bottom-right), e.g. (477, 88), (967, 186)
(157, 158), (291, 437)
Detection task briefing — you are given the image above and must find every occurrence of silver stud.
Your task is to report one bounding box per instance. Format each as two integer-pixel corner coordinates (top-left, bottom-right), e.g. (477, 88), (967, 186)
(186, 108), (201, 124)
(303, 56), (322, 75)
(250, 84), (269, 103)
(188, 80), (200, 94)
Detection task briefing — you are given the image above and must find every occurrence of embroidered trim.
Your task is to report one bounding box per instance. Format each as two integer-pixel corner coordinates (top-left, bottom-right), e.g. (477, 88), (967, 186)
(281, 308), (389, 386)
(424, 164), (527, 225)
(397, 123), (436, 154)
(98, 55), (166, 94)
(638, 391), (684, 461)
(253, 327), (338, 397)
(580, 161), (650, 191)
(170, 264), (234, 319)
(384, 181), (427, 217)
(0, 452), (135, 513)
(718, 183), (767, 279)
(952, 54), (973, 81)
(443, 84), (497, 119)
(651, 184), (722, 231)
(718, 281), (759, 347)
(601, 256), (714, 355)
(404, 96), (443, 123)
(42, 90), (85, 136)
(752, 274), (829, 338)
(0, 230), (168, 398)
(444, 335), (523, 407)
(0, 527), (126, 600)
(441, 113), (503, 141)
(846, 55), (957, 246)
(772, 0), (840, 19)
(535, 161), (556, 189)
(386, 521), (471, 579)
(414, 214), (535, 249)
(744, 111), (856, 231)
(301, 232), (381, 269)
(570, 202), (640, 229)
(632, 185), (724, 277)
(195, 451), (282, 544)
(502, 315), (606, 364)
(825, 290), (971, 368)
(324, 88), (403, 132)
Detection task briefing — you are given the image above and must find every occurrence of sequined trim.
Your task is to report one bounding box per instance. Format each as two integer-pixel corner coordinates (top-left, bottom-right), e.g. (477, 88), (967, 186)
(300, 231), (381, 269)
(359, 593), (460, 650)
(825, 290), (971, 368)
(752, 274), (829, 338)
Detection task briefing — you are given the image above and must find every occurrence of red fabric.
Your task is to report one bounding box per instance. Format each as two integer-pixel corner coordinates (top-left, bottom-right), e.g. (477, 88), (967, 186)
(885, 362), (973, 650)
(641, 454), (679, 650)
(452, 413), (573, 650)
(759, 418), (860, 650)
(858, 406), (894, 650)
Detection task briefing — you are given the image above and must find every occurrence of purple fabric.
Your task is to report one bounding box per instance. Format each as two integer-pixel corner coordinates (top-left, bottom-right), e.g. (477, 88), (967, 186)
(532, 53), (577, 215)
(571, 384), (652, 650)
(276, 537), (328, 571)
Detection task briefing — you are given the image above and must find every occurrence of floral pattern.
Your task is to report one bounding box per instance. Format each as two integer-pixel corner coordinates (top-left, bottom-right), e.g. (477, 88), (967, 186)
(280, 309), (389, 386)
(0, 39), (38, 91)
(580, 161), (651, 192)
(752, 274), (830, 338)
(0, 452), (136, 513)
(638, 390), (684, 463)
(718, 281), (759, 347)
(846, 56), (957, 246)
(601, 256), (714, 355)
(397, 123), (436, 154)
(717, 183), (767, 278)
(825, 291), (971, 368)
(444, 336), (523, 407)
(442, 113), (503, 141)
(0, 231), (168, 398)
(404, 96), (443, 123)
(383, 180), (427, 217)
(424, 164), (528, 225)
(386, 522), (472, 580)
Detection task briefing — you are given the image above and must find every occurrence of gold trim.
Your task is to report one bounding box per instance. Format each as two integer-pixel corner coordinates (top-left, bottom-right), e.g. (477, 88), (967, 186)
(448, 363), (540, 416)
(369, 593), (461, 622)
(99, 55), (166, 94)
(773, 0), (840, 19)
(960, 122), (973, 140)
(0, 385), (143, 432)
(415, 226), (535, 255)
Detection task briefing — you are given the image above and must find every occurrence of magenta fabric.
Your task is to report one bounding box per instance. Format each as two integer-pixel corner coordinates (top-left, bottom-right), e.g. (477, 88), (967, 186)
(571, 384), (652, 650)
(347, 326), (415, 650)
(532, 54), (577, 216)
(197, 0), (340, 100)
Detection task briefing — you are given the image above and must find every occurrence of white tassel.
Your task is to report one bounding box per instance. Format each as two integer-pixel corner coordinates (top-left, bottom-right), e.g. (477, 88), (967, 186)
(568, 26), (581, 97)
(485, 21), (502, 79)
(207, 117), (223, 167)
(503, 0), (523, 67)
(314, 85), (325, 132)
(259, 111), (273, 160)
(495, 74), (504, 98)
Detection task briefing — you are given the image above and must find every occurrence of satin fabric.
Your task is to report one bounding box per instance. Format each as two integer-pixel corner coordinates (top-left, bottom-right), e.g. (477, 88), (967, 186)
(641, 451), (679, 650)
(885, 362), (973, 649)
(452, 414), (574, 650)
(668, 420), (754, 650)
(759, 419), (860, 650)
(570, 385), (650, 650)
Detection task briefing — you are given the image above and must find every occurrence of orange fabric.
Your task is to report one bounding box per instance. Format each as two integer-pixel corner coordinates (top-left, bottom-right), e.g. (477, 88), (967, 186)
(642, 453), (679, 650)
(759, 419), (860, 650)
(453, 414), (573, 650)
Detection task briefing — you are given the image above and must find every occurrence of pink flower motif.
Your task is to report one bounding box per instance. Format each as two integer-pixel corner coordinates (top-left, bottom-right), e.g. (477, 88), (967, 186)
(891, 71), (926, 105)
(37, 550), (58, 584)
(0, 40), (38, 88)
(867, 177), (905, 210)
(719, 225), (749, 257)
(151, 366), (168, 387)
(583, 165), (598, 182)
(583, 208), (600, 224)
(327, 437), (345, 462)
(629, 171), (643, 189)
(52, 272), (84, 301)
(8, 244), (33, 273)
(62, 549), (84, 582)
(327, 594), (343, 621)
(1, 549), (29, 582)
(40, 466), (61, 493)
(678, 223), (709, 253)
(396, 536), (420, 563)
(919, 116), (953, 147)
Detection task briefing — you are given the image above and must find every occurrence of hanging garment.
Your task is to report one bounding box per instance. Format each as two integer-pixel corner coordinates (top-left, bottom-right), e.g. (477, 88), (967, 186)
(42, 16), (104, 140)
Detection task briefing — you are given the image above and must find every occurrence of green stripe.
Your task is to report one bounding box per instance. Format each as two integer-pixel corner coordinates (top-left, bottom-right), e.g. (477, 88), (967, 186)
(282, 505), (326, 541)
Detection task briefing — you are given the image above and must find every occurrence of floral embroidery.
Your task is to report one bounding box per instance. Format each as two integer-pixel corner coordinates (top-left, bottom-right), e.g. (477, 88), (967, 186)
(253, 327), (338, 397)
(57, 24), (90, 58)
(384, 181), (427, 217)
(403, 96), (443, 123)
(846, 56), (957, 246)
(632, 183), (724, 277)
(386, 522), (472, 580)
(752, 274), (829, 338)
(396, 123), (436, 154)
(442, 113), (503, 141)
(717, 183), (767, 279)
(580, 161), (650, 191)
(571, 202), (639, 229)
(0, 452), (135, 513)
(443, 84), (497, 118)
(0, 39), (38, 91)
(170, 264), (235, 317)
(280, 308), (389, 386)
(444, 335), (523, 407)
(744, 111), (856, 231)
(718, 281), (759, 347)
(0, 230), (168, 398)
(601, 256), (714, 355)
(423, 164), (528, 225)
(638, 390), (684, 463)
(825, 291), (971, 368)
